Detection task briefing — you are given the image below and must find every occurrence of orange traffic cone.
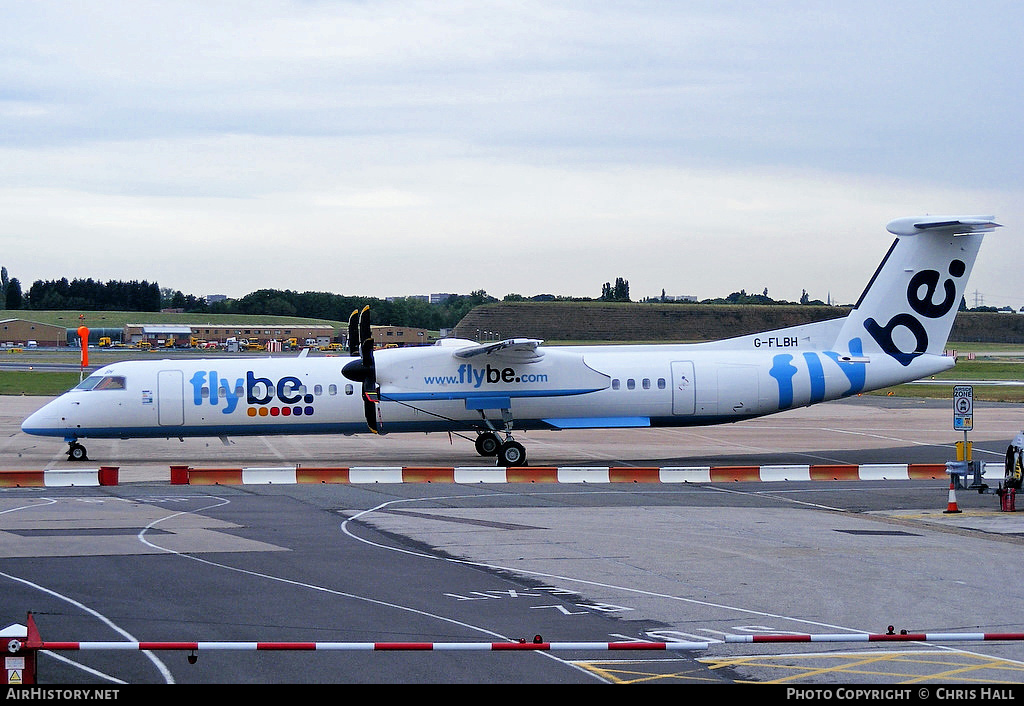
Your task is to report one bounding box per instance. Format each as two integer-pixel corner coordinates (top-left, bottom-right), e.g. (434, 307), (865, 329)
(943, 480), (962, 514)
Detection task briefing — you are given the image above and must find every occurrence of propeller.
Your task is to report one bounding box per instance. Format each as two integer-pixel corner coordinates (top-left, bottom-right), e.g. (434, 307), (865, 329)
(342, 306), (380, 433)
(347, 308), (360, 357)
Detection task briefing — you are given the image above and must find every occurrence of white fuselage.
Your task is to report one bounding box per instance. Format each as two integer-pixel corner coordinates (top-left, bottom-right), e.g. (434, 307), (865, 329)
(20, 214), (999, 454)
(20, 331), (953, 443)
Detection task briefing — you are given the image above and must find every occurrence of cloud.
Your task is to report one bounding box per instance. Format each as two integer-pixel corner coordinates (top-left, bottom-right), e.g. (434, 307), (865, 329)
(1, 1), (1021, 308)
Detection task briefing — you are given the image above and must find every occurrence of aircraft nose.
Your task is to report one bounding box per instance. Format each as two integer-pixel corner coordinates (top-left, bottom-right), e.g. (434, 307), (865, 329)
(21, 403), (61, 437)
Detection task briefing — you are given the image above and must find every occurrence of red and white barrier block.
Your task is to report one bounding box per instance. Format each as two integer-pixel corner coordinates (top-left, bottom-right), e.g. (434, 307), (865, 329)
(33, 639), (709, 652)
(6, 614), (709, 685)
(0, 467), (118, 488)
(171, 463), (954, 485)
(726, 631), (1024, 644)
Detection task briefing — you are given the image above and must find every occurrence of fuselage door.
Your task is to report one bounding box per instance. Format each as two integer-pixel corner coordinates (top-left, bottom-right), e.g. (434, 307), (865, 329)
(671, 361), (695, 415)
(158, 370), (185, 426)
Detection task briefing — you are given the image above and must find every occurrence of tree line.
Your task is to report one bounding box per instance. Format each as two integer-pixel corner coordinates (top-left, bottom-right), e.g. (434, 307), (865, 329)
(12, 266), (1001, 332)
(215, 288), (499, 331)
(0, 267), (845, 332)
(0, 269), (500, 330)
(10, 276), (161, 312)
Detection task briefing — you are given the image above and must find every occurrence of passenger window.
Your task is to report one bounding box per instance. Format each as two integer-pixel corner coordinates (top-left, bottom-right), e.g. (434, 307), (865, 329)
(658, 378), (666, 389)
(314, 384), (323, 396)
(627, 379), (635, 390)
(250, 380), (272, 399)
(345, 384), (354, 395)
(642, 378), (651, 390)
(329, 384), (338, 395)
(612, 379), (620, 390)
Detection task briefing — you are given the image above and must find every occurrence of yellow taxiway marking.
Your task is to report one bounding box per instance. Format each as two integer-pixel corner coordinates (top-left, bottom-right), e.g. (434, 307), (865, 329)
(699, 650), (1024, 684)
(572, 657), (722, 685)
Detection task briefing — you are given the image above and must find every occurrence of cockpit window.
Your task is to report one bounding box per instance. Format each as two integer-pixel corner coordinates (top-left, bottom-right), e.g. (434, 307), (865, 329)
(76, 375), (127, 391)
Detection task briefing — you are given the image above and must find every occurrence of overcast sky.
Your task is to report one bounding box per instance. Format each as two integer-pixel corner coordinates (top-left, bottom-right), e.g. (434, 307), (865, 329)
(2, 1), (1021, 309)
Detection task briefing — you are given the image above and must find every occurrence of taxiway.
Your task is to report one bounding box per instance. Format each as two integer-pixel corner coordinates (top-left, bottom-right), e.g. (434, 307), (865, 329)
(2, 394), (1023, 685)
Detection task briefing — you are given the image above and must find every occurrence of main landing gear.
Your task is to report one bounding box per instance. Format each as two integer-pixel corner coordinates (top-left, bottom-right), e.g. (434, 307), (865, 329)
(474, 408), (528, 467)
(475, 431), (527, 467)
(67, 441), (88, 462)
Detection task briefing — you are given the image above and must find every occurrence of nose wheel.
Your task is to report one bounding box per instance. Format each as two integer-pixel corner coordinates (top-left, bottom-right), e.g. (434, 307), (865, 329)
(67, 442), (89, 462)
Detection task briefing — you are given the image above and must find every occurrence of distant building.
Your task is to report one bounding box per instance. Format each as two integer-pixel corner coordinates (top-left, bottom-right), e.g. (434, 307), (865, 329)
(387, 295), (429, 303)
(0, 318), (68, 347)
(372, 326), (431, 347)
(387, 293), (457, 304)
(128, 325), (194, 347)
(125, 323), (336, 347)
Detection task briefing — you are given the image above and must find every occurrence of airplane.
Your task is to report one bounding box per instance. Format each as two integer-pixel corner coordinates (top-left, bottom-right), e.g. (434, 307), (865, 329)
(21, 215), (1001, 466)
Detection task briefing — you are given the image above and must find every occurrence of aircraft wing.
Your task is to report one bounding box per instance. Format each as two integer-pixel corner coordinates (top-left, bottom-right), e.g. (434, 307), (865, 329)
(452, 338), (545, 363)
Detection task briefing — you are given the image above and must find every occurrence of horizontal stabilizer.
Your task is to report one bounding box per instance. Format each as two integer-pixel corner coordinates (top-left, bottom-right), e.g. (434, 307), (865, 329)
(886, 215), (1001, 236)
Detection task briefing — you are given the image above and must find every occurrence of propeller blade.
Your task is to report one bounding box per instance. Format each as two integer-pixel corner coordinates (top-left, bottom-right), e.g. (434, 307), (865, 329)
(358, 305), (372, 361)
(347, 309), (360, 357)
(360, 338), (375, 372)
(363, 391), (379, 433)
(342, 305), (381, 433)
(359, 334), (379, 432)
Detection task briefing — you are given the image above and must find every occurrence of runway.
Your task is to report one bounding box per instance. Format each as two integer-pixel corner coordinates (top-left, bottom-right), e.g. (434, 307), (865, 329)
(2, 394), (1024, 685)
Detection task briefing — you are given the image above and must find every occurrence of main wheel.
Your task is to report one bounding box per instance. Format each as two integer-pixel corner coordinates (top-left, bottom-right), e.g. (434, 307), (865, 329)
(475, 432), (500, 457)
(497, 440), (527, 467)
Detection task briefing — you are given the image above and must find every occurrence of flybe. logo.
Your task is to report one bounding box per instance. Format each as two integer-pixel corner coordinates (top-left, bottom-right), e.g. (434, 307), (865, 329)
(770, 339), (867, 408)
(189, 371), (315, 416)
(423, 363), (550, 388)
(864, 260), (966, 366)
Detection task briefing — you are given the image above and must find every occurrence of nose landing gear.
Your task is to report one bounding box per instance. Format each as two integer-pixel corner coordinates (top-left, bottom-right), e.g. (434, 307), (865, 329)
(67, 441), (88, 462)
